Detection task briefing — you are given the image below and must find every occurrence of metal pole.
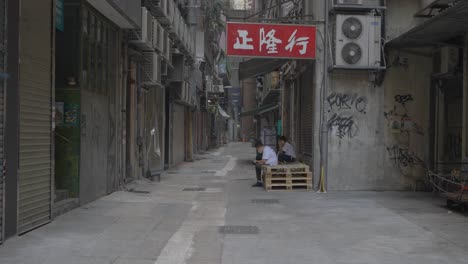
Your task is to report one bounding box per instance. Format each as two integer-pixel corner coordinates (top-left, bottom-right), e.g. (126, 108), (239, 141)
(319, 0), (329, 193)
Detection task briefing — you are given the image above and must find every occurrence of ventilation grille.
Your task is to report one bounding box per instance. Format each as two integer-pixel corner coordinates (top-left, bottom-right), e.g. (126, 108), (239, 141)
(342, 17), (363, 39)
(341, 43), (362, 65)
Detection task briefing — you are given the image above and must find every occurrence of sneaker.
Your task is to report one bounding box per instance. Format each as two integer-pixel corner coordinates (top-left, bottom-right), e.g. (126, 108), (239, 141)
(251, 182), (263, 187)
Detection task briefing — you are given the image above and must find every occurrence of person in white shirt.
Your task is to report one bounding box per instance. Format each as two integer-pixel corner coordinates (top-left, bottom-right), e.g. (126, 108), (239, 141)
(253, 140), (278, 187)
(278, 136), (296, 163)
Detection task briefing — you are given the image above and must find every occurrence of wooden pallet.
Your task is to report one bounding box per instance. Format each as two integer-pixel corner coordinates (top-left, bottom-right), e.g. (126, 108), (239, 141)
(262, 175), (313, 192)
(264, 183), (313, 191)
(264, 172), (312, 179)
(262, 163), (310, 174)
(263, 177), (312, 185)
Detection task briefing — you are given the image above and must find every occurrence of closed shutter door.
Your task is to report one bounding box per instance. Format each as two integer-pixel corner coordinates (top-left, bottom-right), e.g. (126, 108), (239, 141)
(18, 0), (52, 233)
(0, 0), (6, 243)
(172, 104), (185, 165)
(299, 69), (314, 157)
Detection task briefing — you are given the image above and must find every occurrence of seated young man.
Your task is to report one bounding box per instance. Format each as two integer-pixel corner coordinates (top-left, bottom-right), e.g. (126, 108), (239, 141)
(278, 136), (296, 163)
(252, 140), (278, 187)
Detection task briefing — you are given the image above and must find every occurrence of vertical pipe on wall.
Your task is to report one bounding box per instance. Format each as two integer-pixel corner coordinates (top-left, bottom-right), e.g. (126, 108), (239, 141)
(462, 35), (468, 159)
(318, 0), (329, 193)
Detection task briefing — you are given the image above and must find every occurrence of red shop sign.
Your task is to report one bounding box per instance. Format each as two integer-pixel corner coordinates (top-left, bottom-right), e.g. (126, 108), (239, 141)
(227, 22), (316, 59)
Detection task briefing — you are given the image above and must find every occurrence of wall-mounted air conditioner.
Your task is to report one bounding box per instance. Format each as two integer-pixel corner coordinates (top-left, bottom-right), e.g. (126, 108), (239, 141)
(161, 62), (169, 77)
(129, 7), (154, 51)
(142, 52), (161, 86)
(334, 14), (382, 69)
(168, 10), (178, 35)
(205, 76), (213, 93)
(165, 0), (174, 21)
(164, 37), (172, 63)
(333, 0), (385, 9)
(152, 19), (160, 53)
(337, 0), (363, 4)
(213, 85), (224, 93)
(154, 22), (165, 53)
(152, 0), (171, 26)
(434, 47), (459, 75)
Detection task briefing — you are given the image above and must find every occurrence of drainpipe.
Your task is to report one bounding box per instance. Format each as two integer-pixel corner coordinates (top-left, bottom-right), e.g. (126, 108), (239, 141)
(318, 0), (329, 193)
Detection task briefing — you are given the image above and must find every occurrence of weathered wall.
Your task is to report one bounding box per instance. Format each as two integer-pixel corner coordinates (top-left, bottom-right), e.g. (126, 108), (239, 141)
(382, 51), (432, 190)
(326, 73), (385, 190)
(323, 0), (432, 190)
(380, 0), (432, 190)
(172, 103), (186, 165)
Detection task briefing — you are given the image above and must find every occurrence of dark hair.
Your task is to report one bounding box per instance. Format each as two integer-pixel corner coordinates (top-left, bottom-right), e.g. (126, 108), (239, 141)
(279, 136), (287, 142)
(254, 140), (264, 148)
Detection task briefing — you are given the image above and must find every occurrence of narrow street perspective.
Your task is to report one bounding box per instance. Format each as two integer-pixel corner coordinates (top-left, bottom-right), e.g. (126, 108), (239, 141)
(1, 0), (468, 263)
(0, 143), (467, 264)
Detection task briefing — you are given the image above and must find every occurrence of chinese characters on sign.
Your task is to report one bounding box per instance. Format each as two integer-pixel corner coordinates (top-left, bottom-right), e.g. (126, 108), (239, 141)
(227, 23), (316, 59)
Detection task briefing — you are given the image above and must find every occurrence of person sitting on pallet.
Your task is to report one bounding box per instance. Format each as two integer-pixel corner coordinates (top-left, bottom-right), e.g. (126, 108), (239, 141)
(278, 136), (296, 163)
(252, 140), (278, 187)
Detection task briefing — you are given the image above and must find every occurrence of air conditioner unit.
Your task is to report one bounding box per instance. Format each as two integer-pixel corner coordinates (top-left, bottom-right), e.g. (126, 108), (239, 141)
(183, 82), (190, 102)
(205, 76), (213, 93)
(335, 14), (382, 68)
(337, 0), (363, 5)
(142, 52), (161, 86)
(334, 0), (383, 8)
(161, 61), (169, 77)
(129, 8), (154, 51)
(165, 0), (174, 21)
(169, 11), (178, 35)
(174, 81), (190, 103)
(164, 37), (172, 62)
(152, 19), (160, 52)
(434, 47), (459, 75)
(213, 85), (224, 93)
(154, 22), (165, 53)
(152, 0), (171, 25)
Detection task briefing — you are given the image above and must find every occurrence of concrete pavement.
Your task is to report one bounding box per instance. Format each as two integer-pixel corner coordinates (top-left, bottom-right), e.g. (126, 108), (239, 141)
(0, 143), (467, 264)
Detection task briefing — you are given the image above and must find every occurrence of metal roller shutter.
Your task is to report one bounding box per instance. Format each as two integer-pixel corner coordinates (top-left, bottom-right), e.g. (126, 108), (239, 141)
(299, 69), (314, 157)
(18, 0), (52, 233)
(0, 0), (6, 243)
(172, 104), (185, 165)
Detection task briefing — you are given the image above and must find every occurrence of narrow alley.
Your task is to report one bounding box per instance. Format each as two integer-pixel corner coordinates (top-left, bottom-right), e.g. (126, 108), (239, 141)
(0, 143), (466, 264)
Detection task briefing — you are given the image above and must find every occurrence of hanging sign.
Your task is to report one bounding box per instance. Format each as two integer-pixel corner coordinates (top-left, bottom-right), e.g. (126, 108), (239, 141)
(227, 22), (316, 59)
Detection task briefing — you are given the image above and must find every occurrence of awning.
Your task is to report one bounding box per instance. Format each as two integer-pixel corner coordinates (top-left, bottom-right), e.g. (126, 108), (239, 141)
(240, 104), (279, 117)
(218, 104), (231, 119)
(239, 59), (287, 80)
(388, 1), (468, 48)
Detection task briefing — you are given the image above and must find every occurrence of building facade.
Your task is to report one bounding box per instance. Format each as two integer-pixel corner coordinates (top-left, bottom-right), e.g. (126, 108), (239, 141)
(1, 0), (224, 243)
(237, 0), (468, 191)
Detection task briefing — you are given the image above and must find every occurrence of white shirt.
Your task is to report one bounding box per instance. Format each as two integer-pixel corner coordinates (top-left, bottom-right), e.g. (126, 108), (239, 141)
(262, 146), (278, 166)
(282, 142), (296, 158)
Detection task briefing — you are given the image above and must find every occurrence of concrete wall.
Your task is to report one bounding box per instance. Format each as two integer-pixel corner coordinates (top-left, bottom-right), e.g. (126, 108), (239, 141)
(382, 51), (432, 190)
(307, 0), (433, 190)
(326, 72), (386, 190)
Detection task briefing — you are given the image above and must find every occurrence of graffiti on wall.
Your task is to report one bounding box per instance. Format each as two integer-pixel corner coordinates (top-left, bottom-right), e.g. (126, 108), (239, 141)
(327, 92), (367, 139)
(386, 145), (424, 168)
(394, 94), (414, 106)
(384, 94), (423, 136)
(327, 113), (358, 139)
(327, 92), (368, 114)
(385, 94), (425, 170)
